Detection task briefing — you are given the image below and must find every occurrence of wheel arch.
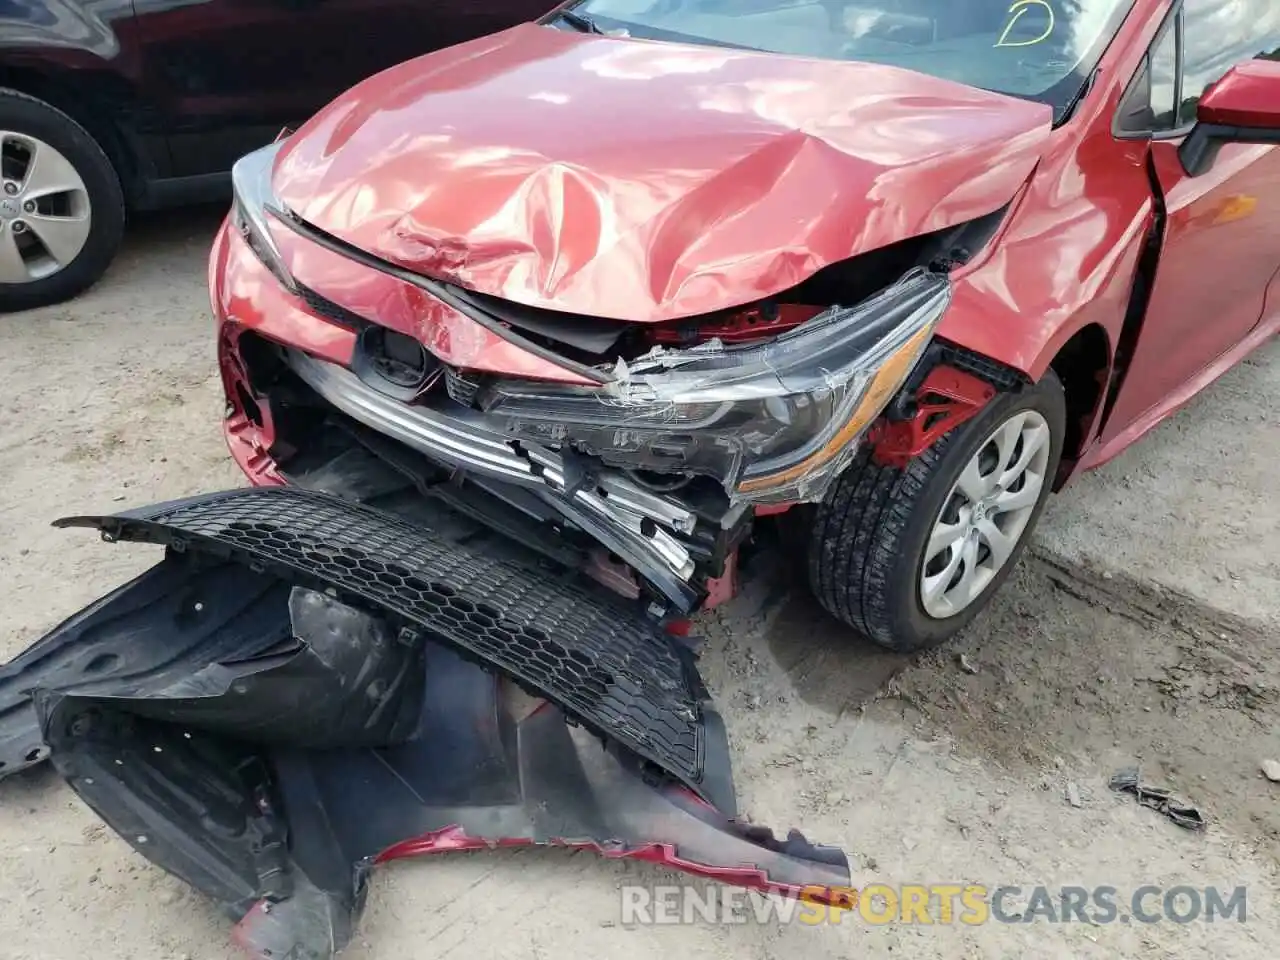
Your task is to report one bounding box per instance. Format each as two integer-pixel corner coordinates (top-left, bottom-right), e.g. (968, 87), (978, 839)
(1044, 321), (1113, 486)
(0, 61), (149, 205)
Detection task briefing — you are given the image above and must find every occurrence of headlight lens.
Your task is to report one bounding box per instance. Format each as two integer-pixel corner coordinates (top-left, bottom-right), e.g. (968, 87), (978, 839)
(478, 268), (950, 505)
(230, 140), (295, 292)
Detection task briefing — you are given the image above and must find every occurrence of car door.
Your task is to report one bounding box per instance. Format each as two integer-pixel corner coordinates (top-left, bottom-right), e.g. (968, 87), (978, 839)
(128, 0), (552, 178)
(1102, 0), (1280, 438)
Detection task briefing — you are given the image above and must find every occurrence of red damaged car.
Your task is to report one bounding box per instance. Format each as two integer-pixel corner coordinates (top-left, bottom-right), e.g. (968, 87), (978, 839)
(211, 0), (1280, 652)
(6, 2), (1279, 954)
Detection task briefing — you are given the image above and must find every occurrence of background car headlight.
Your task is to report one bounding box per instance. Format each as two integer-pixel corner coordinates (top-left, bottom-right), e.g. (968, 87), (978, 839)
(230, 141), (295, 293)
(477, 268), (951, 505)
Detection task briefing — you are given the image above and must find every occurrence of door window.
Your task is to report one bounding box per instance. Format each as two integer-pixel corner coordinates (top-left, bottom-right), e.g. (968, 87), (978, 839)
(1147, 18), (1177, 130)
(1117, 0), (1280, 136)
(1179, 0), (1280, 125)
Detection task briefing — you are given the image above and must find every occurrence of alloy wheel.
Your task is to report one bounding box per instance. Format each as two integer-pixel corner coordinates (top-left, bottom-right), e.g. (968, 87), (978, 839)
(919, 409), (1052, 619)
(0, 131), (93, 283)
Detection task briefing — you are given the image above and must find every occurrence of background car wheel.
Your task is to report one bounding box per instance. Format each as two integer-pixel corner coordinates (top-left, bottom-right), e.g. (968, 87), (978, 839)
(807, 370), (1067, 652)
(0, 89), (124, 313)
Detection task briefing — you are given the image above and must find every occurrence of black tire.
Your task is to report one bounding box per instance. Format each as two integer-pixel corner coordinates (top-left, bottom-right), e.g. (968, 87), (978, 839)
(0, 89), (125, 313)
(807, 370), (1067, 652)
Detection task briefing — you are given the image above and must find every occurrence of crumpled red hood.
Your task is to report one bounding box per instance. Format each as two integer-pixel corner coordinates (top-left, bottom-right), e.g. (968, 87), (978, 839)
(274, 22), (1053, 323)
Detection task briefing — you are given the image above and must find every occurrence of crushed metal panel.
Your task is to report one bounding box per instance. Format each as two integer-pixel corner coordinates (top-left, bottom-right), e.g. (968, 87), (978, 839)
(273, 23), (1052, 324)
(54, 487), (735, 812)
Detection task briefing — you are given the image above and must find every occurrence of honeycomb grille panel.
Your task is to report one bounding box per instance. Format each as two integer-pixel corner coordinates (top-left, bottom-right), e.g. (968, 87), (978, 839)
(84, 489), (706, 792)
(297, 284), (370, 331)
(444, 367), (481, 407)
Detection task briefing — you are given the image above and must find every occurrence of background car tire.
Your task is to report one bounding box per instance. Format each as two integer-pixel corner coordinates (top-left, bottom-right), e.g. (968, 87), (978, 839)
(807, 370), (1067, 652)
(0, 89), (125, 313)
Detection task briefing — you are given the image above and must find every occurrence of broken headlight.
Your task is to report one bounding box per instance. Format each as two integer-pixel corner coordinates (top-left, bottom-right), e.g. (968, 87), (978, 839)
(230, 140), (295, 293)
(478, 268), (950, 505)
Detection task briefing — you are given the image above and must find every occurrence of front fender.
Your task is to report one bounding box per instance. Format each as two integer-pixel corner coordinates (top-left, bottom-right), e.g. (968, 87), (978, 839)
(937, 134), (1153, 384)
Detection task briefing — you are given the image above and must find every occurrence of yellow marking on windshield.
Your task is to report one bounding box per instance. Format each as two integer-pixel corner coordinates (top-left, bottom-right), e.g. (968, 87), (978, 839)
(995, 0), (1055, 47)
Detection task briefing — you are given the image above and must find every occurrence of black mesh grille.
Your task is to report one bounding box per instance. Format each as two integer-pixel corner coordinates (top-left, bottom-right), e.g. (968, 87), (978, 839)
(297, 285), (370, 331)
(74, 489), (707, 795)
(935, 341), (1025, 392)
(444, 367), (481, 407)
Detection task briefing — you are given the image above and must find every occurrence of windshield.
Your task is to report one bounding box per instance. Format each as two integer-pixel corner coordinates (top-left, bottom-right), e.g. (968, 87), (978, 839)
(568, 0), (1137, 118)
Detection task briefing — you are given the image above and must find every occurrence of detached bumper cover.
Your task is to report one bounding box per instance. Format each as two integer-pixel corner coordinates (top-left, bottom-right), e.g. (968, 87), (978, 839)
(7, 490), (850, 959)
(56, 487), (728, 809)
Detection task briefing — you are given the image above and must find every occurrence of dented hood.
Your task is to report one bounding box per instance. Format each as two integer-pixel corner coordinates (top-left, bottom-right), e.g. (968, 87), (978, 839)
(274, 22), (1053, 323)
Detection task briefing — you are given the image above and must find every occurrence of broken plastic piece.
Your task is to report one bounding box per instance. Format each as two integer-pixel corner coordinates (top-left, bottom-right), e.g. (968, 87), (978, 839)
(1108, 767), (1207, 831)
(8, 495), (851, 958)
(1, 558), (422, 777)
(479, 269), (951, 504)
(38, 641), (851, 958)
(55, 487), (733, 810)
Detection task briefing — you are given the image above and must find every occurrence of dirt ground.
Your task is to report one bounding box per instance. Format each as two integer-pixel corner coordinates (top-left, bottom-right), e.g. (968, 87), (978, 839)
(0, 208), (1277, 960)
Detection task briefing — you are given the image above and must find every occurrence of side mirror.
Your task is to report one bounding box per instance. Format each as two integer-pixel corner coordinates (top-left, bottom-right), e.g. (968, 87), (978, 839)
(1179, 59), (1280, 176)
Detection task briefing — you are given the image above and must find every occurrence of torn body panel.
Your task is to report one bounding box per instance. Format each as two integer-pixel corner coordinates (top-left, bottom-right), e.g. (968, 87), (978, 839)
(13, 493), (849, 960)
(218, 320), (741, 612)
(41, 640), (849, 960)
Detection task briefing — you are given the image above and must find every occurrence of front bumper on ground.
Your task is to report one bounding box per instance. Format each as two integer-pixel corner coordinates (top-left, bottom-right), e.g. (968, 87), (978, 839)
(3, 488), (851, 960)
(61, 486), (727, 806)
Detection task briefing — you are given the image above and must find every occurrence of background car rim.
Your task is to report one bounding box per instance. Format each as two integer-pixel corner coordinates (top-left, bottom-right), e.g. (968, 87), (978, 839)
(0, 132), (93, 284)
(919, 409), (1052, 620)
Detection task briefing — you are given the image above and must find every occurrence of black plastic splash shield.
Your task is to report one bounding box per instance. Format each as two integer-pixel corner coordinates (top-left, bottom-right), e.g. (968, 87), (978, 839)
(54, 487), (733, 812)
(1, 556), (290, 778)
(38, 642), (851, 960)
(0, 554), (429, 778)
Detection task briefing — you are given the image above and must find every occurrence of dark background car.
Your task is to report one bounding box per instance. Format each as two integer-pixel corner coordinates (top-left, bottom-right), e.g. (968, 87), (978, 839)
(0, 0), (552, 312)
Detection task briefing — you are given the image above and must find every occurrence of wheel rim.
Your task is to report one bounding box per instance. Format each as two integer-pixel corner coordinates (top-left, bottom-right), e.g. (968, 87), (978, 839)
(918, 409), (1052, 620)
(0, 131), (93, 284)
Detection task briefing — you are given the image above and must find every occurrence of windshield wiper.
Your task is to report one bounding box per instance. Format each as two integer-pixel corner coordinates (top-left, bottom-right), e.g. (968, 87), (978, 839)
(555, 8), (604, 35)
